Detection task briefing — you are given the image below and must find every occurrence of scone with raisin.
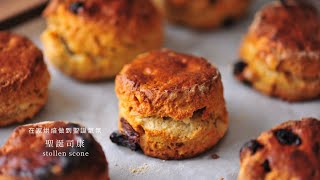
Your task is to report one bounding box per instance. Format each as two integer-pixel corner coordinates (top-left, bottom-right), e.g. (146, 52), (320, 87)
(0, 31), (50, 126)
(153, 0), (252, 29)
(111, 49), (228, 160)
(0, 121), (109, 180)
(239, 117), (320, 180)
(41, 0), (163, 81)
(234, 1), (320, 101)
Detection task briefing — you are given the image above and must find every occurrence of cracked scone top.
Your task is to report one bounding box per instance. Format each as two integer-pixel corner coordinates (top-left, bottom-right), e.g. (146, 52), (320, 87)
(0, 31), (50, 126)
(41, 0), (163, 81)
(239, 117), (320, 180)
(235, 1), (320, 101)
(113, 49), (228, 159)
(0, 121), (109, 180)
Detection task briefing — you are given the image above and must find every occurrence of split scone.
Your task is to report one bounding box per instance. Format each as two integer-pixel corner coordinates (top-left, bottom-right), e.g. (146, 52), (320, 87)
(152, 0), (252, 29)
(0, 121), (109, 180)
(41, 0), (163, 81)
(0, 31), (50, 127)
(239, 117), (320, 180)
(111, 49), (228, 160)
(234, 1), (320, 101)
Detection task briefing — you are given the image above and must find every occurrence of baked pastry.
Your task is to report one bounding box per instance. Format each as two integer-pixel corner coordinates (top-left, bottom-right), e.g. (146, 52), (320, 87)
(239, 117), (320, 180)
(0, 31), (50, 127)
(0, 121), (109, 180)
(152, 0), (252, 29)
(41, 0), (163, 81)
(235, 1), (320, 101)
(111, 49), (228, 160)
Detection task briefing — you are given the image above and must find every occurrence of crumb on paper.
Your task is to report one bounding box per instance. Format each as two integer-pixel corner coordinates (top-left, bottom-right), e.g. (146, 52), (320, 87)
(211, 153), (220, 159)
(129, 163), (149, 174)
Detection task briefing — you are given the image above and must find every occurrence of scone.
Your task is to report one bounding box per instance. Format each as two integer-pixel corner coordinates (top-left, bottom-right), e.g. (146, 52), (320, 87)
(0, 31), (50, 127)
(239, 117), (320, 180)
(152, 0), (252, 29)
(0, 121), (109, 180)
(111, 49), (228, 160)
(234, 1), (320, 101)
(41, 0), (163, 81)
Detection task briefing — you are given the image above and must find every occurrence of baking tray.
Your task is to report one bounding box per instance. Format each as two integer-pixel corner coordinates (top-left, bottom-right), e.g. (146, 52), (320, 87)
(1, 0), (319, 179)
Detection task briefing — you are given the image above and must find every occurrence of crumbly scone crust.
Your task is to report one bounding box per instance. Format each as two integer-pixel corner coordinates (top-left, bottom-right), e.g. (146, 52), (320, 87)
(41, 0), (163, 81)
(115, 49), (228, 159)
(116, 49), (227, 121)
(0, 32), (50, 126)
(0, 121), (109, 180)
(239, 117), (320, 180)
(237, 1), (320, 101)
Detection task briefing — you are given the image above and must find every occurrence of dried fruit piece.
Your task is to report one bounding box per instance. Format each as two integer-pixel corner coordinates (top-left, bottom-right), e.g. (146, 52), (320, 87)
(110, 131), (140, 151)
(222, 17), (235, 27)
(274, 129), (301, 145)
(69, 1), (84, 14)
(233, 61), (247, 76)
(241, 140), (264, 155)
(262, 159), (271, 172)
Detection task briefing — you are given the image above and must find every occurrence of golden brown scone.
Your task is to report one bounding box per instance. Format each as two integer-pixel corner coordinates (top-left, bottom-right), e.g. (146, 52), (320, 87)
(152, 0), (252, 29)
(235, 1), (320, 101)
(111, 49), (228, 160)
(238, 117), (320, 180)
(0, 32), (50, 127)
(41, 0), (163, 81)
(0, 121), (109, 180)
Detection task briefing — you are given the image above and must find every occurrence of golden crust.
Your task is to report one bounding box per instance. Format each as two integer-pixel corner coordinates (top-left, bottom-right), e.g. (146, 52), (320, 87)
(155, 0), (252, 29)
(116, 49), (227, 120)
(242, 1), (320, 78)
(238, 117), (320, 180)
(0, 32), (50, 126)
(0, 121), (109, 180)
(41, 0), (163, 81)
(114, 49), (228, 159)
(237, 1), (320, 101)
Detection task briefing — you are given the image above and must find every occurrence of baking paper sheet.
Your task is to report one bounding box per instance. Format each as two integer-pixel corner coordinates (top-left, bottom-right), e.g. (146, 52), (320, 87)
(1, 0), (319, 179)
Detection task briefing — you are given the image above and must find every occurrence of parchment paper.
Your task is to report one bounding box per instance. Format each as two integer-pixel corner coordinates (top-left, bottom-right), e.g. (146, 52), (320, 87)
(1, 0), (319, 179)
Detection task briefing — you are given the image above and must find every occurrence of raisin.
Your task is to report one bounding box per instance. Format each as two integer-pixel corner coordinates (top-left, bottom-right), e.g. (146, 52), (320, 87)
(262, 159), (271, 172)
(242, 80), (252, 87)
(209, 0), (217, 4)
(69, 1), (84, 14)
(241, 140), (264, 155)
(280, 0), (288, 7)
(222, 17), (235, 27)
(110, 131), (140, 151)
(233, 61), (247, 76)
(274, 129), (301, 145)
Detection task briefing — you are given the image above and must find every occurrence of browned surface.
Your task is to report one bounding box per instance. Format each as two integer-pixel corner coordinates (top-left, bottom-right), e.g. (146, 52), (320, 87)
(0, 31), (43, 90)
(242, 1), (320, 79)
(252, 1), (320, 52)
(116, 49), (227, 120)
(0, 31), (50, 126)
(237, 1), (320, 101)
(0, 121), (109, 180)
(239, 118), (320, 180)
(115, 49), (228, 160)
